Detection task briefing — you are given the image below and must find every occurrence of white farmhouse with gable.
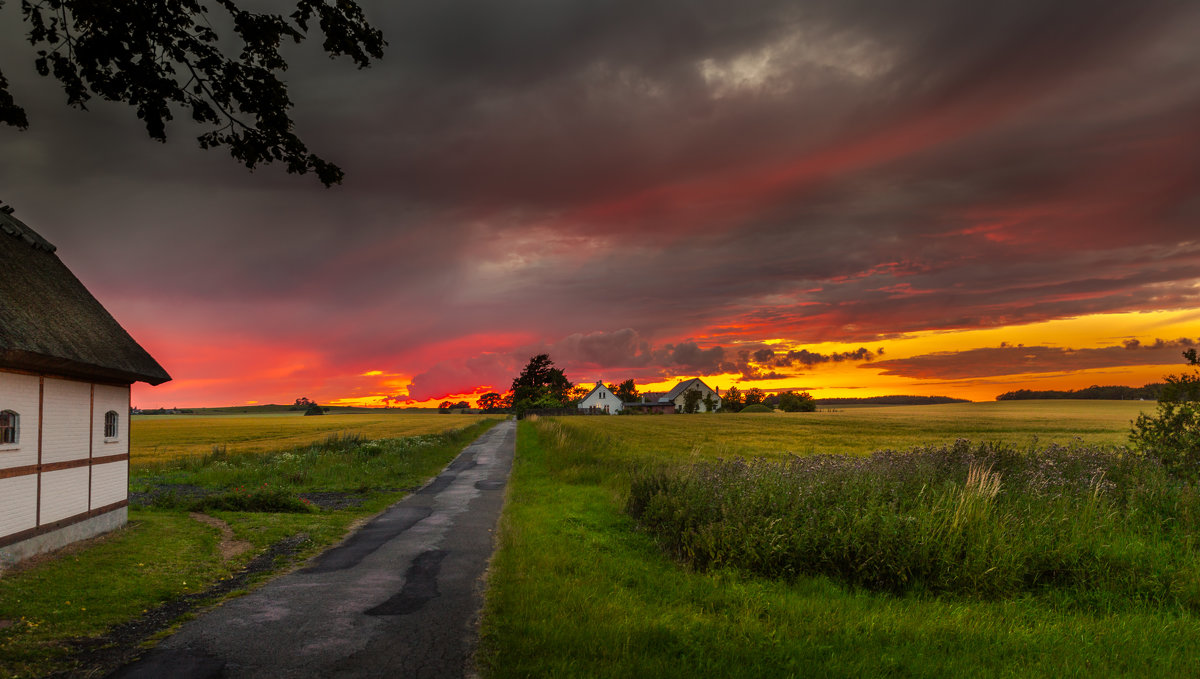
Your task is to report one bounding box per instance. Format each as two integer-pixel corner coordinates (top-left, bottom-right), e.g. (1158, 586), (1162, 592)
(578, 381), (622, 413)
(661, 378), (722, 412)
(0, 209), (170, 567)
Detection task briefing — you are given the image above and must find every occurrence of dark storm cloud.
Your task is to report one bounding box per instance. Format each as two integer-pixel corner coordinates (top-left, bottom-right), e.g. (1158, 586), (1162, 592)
(871, 338), (1200, 380)
(3, 0), (1199, 403)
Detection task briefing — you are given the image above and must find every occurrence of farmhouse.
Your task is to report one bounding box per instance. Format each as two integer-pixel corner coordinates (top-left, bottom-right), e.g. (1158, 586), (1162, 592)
(0, 209), (171, 566)
(580, 378), (723, 414)
(578, 381), (622, 413)
(660, 378), (722, 412)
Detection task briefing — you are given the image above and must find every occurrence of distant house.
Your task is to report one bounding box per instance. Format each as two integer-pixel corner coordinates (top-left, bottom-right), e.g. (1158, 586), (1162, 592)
(0, 209), (170, 567)
(661, 378), (722, 412)
(578, 381), (622, 414)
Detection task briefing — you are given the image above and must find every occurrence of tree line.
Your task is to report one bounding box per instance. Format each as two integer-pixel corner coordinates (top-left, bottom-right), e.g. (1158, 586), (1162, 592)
(996, 384), (1165, 401)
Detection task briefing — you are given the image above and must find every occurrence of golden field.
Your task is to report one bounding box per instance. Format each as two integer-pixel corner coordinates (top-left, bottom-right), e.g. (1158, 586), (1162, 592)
(546, 400), (1156, 461)
(129, 412), (499, 467)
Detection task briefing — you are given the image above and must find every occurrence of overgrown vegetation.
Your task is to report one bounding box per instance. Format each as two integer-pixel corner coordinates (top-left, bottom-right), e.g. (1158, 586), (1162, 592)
(480, 406), (1200, 678)
(629, 441), (1200, 604)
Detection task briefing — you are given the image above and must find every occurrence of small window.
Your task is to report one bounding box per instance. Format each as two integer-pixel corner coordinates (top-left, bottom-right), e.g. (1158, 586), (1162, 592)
(599, 391), (605, 399)
(104, 410), (119, 439)
(0, 410), (18, 445)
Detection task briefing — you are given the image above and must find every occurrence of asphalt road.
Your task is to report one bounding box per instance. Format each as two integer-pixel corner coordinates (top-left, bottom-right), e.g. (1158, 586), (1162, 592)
(110, 419), (517, 679)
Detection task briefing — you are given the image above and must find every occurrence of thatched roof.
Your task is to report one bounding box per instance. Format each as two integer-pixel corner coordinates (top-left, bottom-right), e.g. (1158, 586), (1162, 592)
(0, 208), (171, 385)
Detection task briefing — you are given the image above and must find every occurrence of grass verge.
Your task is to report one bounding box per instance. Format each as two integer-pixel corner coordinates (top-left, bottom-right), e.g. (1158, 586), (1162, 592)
(478, 416), (1200, 678)
(0, 418), (500, 678)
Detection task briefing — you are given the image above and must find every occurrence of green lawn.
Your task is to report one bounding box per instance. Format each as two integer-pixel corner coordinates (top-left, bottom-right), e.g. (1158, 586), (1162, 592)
(479, 402), (1200, 678)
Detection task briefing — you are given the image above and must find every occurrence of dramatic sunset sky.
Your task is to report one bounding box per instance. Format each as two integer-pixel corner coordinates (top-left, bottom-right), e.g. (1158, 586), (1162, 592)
(2, 0), (1199, 408)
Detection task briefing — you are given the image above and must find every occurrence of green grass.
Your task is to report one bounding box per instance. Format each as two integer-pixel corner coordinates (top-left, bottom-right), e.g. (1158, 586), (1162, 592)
(479, 403), (1200, 678)
(0, 419), (501, 678)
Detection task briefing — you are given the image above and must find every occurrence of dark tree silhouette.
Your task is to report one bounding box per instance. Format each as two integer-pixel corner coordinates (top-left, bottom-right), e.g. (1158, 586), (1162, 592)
(1, 0), (385, 185)
(510, 354), (572, 414)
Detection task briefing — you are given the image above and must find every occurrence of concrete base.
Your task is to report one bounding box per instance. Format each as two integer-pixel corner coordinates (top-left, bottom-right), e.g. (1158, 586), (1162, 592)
(0, 507), (127, 568)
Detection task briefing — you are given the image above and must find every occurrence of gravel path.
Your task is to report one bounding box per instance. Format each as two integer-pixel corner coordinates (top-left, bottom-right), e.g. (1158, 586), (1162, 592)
(108, 420), (517, 679)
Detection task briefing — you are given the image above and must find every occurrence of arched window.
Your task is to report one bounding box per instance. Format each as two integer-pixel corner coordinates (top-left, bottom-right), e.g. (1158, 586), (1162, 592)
(0, 410), (18, 444)
(104, 410), (119, 439)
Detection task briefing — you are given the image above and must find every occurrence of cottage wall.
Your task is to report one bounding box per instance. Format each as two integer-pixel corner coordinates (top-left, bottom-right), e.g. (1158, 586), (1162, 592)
(0, 369), (131, 565)
(579, 384), (622, 413)
(670, 384), (722, 412)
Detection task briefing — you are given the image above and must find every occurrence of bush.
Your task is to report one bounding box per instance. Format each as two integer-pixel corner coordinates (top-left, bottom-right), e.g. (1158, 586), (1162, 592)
(190, 486), (313, 513)
(1131, 349), (1200, 480)
(628, 440), (1200, 605)
(738, 404), (773, 413)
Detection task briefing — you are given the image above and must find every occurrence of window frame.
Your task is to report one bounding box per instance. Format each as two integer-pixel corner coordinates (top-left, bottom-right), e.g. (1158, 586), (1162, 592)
(104, 410), (120, 441)
(0, 409), (18, 446)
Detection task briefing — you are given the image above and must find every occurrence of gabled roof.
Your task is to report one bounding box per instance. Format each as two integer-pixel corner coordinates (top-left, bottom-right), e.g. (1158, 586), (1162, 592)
(580, 381), (614, 402)
(661, 378), (718, 402)
(0, 209), (171, 385)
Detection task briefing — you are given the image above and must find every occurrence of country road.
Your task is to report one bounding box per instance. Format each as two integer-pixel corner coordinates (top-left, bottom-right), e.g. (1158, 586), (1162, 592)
(110, 419), (517, 679)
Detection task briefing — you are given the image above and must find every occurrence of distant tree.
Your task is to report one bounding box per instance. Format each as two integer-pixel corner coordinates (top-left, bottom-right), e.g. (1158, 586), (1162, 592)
(499, 392), (514, 409)
(1131, 349), (1200, 479)
(450, 400), (470, 410)
(478, 392), (503, 411)
(303, 402), (324, 416)
(612, 379), (640, 403)
(722, 386), (743, 412)
(743, 388), (765, 406)
(682, 389), (702, 414)
(1, 0), (386, 185)
(778, 390), (817, 412)
(438, 400), (453, 413)
(294, 397), (314, 408)
(510, 354), (573, 415)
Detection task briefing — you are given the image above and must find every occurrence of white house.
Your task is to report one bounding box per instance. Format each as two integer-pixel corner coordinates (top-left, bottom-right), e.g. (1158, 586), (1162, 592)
(0, 208), (170, 567)
(578, 381), (623, 414)
(661, 378), (722, 412)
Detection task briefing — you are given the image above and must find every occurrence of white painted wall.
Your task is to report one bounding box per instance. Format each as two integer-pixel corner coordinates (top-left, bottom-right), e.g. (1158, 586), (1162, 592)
(93, 384), (130, 456)
(0, 476), (37, 536)
(1, 371), (132, 548)
(0, 370), (40, 468)
(40, 467), (90, 524)
(579, 383), (622, 413)
(41, 377), (91, 464)
(91, 460), (128, 508)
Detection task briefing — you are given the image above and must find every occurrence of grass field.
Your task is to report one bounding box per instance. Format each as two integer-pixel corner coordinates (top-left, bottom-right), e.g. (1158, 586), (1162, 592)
(551, 400), (1154, 463)
(478, 401), (1200, 678)
(131, 411), (490, 467)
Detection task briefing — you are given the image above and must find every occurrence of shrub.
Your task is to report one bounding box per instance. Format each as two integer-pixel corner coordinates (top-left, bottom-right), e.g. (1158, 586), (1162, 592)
(1131, 349), (1200, 480)
(190, 486), (313, 513)
(738, 404), (772, 413)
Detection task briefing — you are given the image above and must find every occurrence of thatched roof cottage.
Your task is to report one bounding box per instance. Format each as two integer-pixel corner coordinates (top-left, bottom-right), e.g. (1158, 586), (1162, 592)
(0, 207), (170, 566)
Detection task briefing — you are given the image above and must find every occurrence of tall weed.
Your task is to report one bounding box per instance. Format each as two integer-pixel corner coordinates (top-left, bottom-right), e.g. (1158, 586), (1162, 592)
(627, 440), (1200, 605)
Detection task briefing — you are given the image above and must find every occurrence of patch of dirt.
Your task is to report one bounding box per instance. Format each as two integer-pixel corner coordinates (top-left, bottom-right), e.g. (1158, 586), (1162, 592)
(189, 512), (252, 561)
(46, 533), (312, 679)
(0, 619), (12, 630)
